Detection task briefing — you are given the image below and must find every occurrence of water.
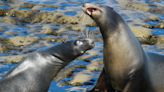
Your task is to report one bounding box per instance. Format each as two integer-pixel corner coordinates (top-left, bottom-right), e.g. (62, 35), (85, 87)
(0, 64), (17, 79)
(0, 0), (163, 92)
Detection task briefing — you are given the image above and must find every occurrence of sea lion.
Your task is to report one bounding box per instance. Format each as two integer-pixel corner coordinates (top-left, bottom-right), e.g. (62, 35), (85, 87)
(83, 3), (164, 92)
(0, 36), (94, 92)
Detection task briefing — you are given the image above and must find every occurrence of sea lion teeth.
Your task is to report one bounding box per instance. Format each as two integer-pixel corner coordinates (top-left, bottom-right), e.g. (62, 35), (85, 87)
(87, 9), (92, 15)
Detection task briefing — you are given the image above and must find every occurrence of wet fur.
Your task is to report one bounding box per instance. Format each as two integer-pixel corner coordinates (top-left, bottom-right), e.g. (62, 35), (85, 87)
(83, 3), (164, 92)
(0, 36), (94, 92)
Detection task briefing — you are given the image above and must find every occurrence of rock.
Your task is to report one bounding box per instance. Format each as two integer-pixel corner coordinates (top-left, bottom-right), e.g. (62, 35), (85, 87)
(78, 12), (96, 26)
(15, 10), (34, 19)
(40, 12), (53, 23)
(32, 5), (43, 11)
(5, 9), (16, 17)
(119, 1), (164, 14)
(86, 50), (99, 56)
(20, 2), (35, 8)
(55, 27), (67, 34)
(0, 27), (5, 32)
(78, 54), (95, 61)
(69, 25), (85, 32)
(3, 16), (17, 24)
(156, 35), (164, 49)
(6, 9), (37, 23)
(0, 9), (7, 16)
(0, 38), (11, 52)
(4, 31), (17, 35)
(9, 36), (38, 46)
(69, 70), (93, 86)
(5, 55), (25, 63)
(118, 1), (150, 12)
(56, 15), (79, 24)
(149, 15), (160, 21)
(144, 15), (160, 22)
(144, 35), (158, 45)
(143, 21), (164, 29)
(155, 22), (164, 29)
(54, 65), (86, 82)
(129, 25), (152, 42)
(0, 43), (8, 52)
(143, 24), (154, 29)
(54, 68), (74, 82)
(41, 25), (54, 35)
(4, 9), (95, 25)
(31, 12), (62, 23)
(86, 61), (102, 71)
(0, 54), (26, 63)
(43, 36), (66, 43)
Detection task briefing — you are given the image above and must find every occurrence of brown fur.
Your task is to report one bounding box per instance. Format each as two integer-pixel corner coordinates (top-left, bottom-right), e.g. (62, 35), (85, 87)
(83, 3), (164, 92)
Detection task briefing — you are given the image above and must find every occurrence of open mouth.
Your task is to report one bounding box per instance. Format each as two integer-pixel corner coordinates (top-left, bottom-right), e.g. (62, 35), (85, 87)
(82, 3), (100, 16)
(86, 7), (97, 15)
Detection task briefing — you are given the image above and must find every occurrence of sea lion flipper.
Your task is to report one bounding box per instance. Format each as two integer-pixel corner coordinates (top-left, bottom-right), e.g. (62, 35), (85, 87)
(90, 69), (115, 92)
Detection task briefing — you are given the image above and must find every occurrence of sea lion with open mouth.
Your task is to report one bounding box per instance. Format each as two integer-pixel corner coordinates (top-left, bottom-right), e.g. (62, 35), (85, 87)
(0, 34), (94, 92)
(83, 3), (164, 92)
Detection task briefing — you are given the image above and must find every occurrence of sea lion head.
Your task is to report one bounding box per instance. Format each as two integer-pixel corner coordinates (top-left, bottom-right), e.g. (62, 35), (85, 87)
(82, 3), (104, 21)
(82, 3), (119, 31)
(48, 36), (95, 62)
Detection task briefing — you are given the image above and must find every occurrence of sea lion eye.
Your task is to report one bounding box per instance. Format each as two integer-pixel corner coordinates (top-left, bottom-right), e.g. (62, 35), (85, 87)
(75, 40), (83, 45)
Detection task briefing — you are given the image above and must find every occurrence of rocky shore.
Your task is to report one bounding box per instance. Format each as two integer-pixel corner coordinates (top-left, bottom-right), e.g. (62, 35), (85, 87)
(0, 0), (163, 91)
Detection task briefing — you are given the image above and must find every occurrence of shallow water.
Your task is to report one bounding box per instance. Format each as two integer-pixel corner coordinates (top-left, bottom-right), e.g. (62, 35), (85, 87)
(0, 0), (163, 92)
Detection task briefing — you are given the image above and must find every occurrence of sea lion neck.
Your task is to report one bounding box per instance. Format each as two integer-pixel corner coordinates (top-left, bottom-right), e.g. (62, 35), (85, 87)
(45, 41), (78, 63)
(97, 8), (125, 41)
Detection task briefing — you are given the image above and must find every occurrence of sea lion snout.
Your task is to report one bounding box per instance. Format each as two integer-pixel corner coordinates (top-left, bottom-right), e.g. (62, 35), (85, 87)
(82, 3), (102, 17)
(85, 38), (95, 49)
(75, 38), (95, 51)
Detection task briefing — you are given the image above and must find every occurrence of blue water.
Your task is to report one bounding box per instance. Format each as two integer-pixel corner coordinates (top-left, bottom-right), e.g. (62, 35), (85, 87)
(145, 21), (164, 35)
(0, 64), (17, 79)
(64, 11), (77, 16)
(49, 81), (67, 92)
(152, 28), (164, 35)
(40, 7), (58, 12)
(0, 0), (163, 92)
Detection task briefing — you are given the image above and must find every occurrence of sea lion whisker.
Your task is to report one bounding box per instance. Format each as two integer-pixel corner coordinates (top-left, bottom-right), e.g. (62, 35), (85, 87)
(89, 31), (94, 39)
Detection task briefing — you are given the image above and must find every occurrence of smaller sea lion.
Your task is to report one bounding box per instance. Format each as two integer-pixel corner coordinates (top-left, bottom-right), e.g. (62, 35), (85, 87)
(0, 35), (94, 92)
(83, 3), (164, 92)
